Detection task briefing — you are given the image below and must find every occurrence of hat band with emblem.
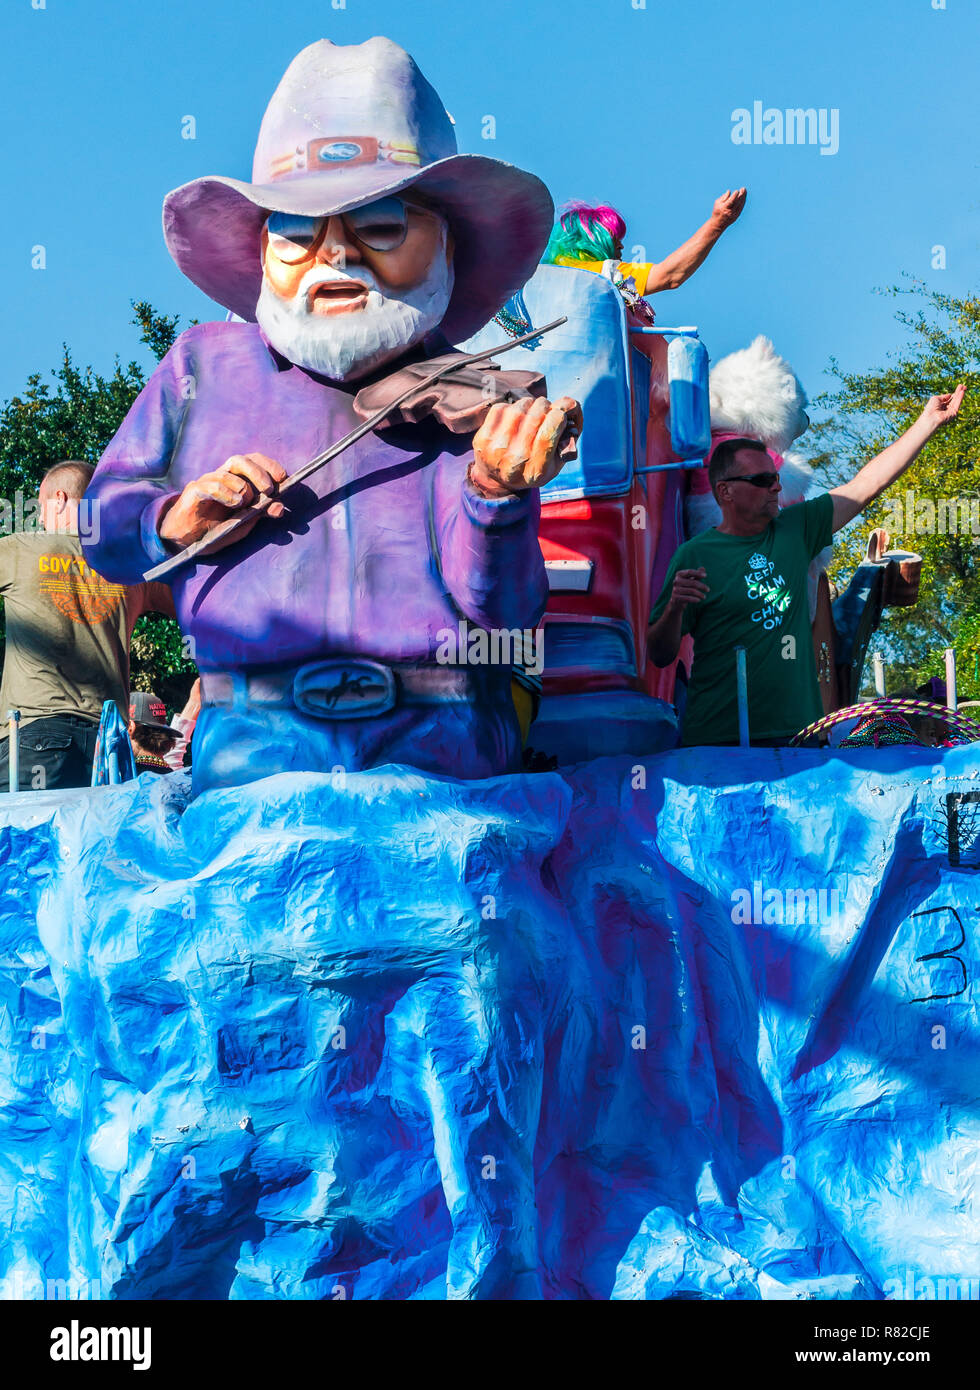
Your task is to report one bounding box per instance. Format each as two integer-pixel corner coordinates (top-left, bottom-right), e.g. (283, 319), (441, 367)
(269, 136), (420, 181)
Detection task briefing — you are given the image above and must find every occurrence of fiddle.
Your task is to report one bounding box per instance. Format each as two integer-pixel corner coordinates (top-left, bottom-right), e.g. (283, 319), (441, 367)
(144, 316), (568, 581)
(352, 354), (548, 433)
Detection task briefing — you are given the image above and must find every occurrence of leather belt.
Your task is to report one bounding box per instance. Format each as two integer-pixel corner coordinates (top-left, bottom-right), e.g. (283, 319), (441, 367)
(201, 658), (482, 722)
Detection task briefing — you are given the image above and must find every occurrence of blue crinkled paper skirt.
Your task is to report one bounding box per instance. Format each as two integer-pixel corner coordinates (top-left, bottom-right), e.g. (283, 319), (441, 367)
(1, 745), (977, 1299)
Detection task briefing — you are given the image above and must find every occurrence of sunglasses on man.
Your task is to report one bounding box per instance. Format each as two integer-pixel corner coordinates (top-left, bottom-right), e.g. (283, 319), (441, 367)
(265, 195), (438, 262)
(722, 470), (781, 489)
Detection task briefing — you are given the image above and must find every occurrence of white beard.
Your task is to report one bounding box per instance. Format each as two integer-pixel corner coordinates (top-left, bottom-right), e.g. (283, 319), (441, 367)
(255, 234), (454, 383)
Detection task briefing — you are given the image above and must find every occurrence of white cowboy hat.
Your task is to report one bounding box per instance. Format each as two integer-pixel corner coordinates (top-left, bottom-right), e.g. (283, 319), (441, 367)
(162, 37), (555, 342)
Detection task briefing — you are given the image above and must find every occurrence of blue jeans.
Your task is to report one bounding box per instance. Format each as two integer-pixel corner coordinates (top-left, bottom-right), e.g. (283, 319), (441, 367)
(191, 681), (522, 795)
(0, 713), (100, 792)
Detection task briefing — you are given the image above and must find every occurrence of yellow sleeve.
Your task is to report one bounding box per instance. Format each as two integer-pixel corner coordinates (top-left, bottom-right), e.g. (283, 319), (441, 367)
(618, 261), (653, 295)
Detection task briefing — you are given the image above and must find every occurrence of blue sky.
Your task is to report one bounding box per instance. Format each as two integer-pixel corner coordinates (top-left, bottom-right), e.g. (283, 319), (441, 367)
(2, 0), (977, 414)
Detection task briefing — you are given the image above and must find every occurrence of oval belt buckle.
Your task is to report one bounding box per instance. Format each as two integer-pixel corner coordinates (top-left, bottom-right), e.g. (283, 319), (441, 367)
(293, 659), (396, 720)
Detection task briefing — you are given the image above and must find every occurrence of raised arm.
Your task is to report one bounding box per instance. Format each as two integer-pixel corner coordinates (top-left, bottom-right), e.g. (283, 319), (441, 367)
(643, 189), (746, 294)
(830, 385), (966, 533)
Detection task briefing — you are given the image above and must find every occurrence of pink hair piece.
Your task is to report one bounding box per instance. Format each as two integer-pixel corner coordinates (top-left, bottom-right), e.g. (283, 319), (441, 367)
(543, 201), (627, 264)
(562, 201), (626, 240)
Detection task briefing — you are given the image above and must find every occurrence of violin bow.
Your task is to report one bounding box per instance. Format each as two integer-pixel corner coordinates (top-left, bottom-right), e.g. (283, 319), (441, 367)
(143, 315), (567, 582)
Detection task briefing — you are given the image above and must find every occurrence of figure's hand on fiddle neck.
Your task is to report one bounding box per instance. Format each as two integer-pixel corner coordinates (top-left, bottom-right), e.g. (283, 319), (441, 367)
(468, 396), (582, 499)
(158, 453), (288, 551)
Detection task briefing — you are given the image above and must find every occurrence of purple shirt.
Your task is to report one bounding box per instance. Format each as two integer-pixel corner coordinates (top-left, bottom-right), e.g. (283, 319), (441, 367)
(84, 322), (548, 673)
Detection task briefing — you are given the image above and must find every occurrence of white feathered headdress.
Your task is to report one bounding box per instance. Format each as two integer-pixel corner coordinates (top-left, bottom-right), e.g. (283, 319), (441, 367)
(709, 335), (810, 455)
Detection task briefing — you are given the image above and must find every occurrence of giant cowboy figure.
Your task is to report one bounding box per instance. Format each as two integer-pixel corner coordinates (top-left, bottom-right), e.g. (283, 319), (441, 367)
(84, 38), (580, 794)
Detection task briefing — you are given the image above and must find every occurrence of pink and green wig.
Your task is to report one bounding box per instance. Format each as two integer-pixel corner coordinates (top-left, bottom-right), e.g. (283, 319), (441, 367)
(542, 202), (627, 264)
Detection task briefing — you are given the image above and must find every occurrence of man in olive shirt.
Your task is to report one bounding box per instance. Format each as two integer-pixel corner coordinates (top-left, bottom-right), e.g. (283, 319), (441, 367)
(0, 461), (175, 791)
(649, 386), (966, 746)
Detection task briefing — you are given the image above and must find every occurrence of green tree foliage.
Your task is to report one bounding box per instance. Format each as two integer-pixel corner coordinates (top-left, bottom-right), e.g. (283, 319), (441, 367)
(807, 280), (980, 698)
(0, 303), (197, 712)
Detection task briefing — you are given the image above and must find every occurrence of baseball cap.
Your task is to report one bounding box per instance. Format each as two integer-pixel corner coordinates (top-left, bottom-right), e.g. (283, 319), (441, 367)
(129, 691), (180, 737)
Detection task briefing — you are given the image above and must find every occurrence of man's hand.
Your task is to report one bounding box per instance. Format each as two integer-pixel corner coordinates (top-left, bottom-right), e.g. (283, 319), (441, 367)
(648, 568), (709, 668)
(711, 188), (747, 229)
(918, 383), (967, 433)
(158, 453), (288, 551)
(646, 190), (748, 293)
(469, 395), (583, 499)
(667, 566), (710, 611)
(830, 383), (967, 533)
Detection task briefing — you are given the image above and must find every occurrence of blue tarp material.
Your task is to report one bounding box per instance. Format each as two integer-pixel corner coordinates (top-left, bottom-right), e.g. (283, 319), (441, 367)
(1, 745), (978, 1300)
(90, 700), (136, 787)
(459, 265), (636, 502)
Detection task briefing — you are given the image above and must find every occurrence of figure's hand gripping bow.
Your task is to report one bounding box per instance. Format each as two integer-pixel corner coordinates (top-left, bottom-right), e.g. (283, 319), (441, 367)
(143, 317), (572, 582)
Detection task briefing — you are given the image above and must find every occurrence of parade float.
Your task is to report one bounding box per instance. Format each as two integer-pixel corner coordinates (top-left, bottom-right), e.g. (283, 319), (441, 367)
(0, 36), (977, 1302)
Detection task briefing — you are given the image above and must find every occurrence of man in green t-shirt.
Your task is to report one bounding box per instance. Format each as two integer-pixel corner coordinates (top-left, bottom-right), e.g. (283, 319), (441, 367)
(0, 461), (175, 791)
(649, 385), (966, 746)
